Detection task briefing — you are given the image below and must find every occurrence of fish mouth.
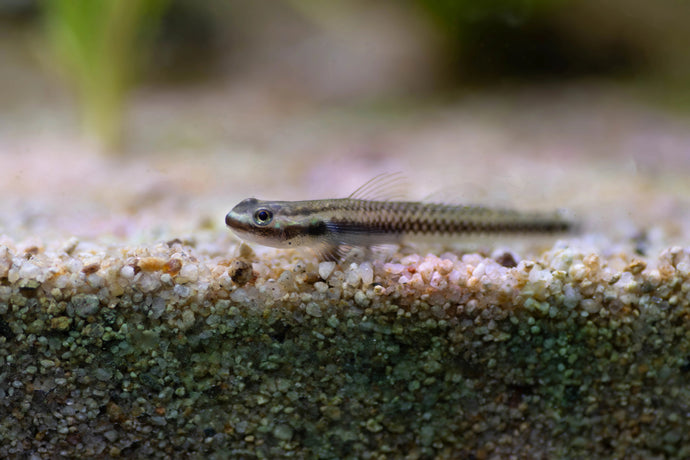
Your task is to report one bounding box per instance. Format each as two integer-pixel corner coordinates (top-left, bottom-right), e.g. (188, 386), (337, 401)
(225, 198), (262, 231)
(225, 212), (255, 234)
(225, 212), (238, 229)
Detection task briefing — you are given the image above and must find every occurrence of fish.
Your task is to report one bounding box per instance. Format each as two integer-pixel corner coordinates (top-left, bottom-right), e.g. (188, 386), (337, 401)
(225, 174), (577, 260)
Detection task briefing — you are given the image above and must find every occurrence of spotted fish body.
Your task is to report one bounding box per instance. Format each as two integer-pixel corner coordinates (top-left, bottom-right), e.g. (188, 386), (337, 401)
(225, 196), (575, 260)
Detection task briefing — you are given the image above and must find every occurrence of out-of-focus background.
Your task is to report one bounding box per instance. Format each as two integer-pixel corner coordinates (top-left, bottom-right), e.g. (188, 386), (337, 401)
(1, 0), (690, 250)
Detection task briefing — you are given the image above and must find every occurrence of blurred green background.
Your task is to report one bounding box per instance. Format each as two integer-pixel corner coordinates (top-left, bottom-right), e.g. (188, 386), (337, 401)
(1, 0), (689, 151)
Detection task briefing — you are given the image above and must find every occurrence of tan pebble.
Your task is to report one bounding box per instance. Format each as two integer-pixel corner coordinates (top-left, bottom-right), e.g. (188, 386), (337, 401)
(569, 263), (587, 282)
(82, 263), (100, 275)
(110, 284), (124, 297)
(467, 276), (480, 290)
(50, 316), (72, 331)
(61, 237), (79, 255)
(626, 259), (646, 275)
(409, 273), (425, 289)
(164, 258), (182, 275)
(138, 257), (167, 271)
(437, 259), (454, 275)
(418, 261), (435, 282)
(584, 254), (600, 270)
(238, 243), (255, 259)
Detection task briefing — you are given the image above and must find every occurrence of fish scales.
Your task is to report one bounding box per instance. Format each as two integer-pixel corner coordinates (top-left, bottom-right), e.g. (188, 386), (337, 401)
(322, 199), (570, 236)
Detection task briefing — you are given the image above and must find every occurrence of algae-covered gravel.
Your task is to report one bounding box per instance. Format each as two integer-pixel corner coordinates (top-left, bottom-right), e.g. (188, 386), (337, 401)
(2, 234), (690, 458)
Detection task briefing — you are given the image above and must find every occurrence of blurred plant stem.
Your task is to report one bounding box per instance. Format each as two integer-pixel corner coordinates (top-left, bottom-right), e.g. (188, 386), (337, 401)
(43, 0), (169, 152)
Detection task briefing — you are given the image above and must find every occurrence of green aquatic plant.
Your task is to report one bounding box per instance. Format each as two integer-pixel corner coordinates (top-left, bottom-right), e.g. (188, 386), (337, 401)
(43, 0), (169, 150)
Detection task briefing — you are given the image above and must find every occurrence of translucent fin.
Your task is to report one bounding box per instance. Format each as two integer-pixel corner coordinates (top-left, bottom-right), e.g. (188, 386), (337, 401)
(348, 172), (409, 201)
(315, 243), (394, 263)
(368, 244), (398, 261)
(421, 182), (513, 208)
(315, 243), (352, 262)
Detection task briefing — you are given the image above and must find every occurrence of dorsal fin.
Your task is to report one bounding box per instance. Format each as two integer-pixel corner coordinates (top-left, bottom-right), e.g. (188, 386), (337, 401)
(348, 172), (409, 201)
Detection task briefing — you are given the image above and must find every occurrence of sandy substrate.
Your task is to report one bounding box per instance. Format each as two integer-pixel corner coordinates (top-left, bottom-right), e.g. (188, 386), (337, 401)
(2, 85), (690, 458)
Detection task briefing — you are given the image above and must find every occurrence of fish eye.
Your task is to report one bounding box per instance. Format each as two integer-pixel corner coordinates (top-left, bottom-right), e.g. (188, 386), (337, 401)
(253, 208), (273, 226)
